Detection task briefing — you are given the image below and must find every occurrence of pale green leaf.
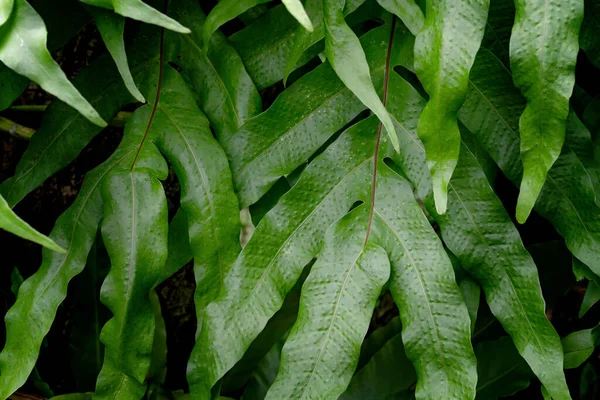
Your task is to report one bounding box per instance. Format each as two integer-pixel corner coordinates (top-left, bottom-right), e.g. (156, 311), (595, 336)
(203, 0), (270, 49)
(372, 164), (477, 400)
(81, 0), (190, 33)
(88, 6), (145, 102)
(266, 206), (389, 399)
(0, 0), (106, 126)
(187, 117), (376, 399)
(461, 46), (600, 286)
(510, 0), (584, 223)
(282, 0), (313, 31)
(323, 0), (399, 151)
(226, 23), (413, 207)
(376, 0), (424, 35)
(0, 0), (13, 26)
(385, 72), (571, 400)
(413, 0), (489, 214)
(281, 0), (368, 85)
(0, 193), (65, 253)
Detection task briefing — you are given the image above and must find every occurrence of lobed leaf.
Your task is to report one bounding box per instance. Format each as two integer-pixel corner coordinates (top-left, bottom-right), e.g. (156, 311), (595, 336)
(187, 117), (376, 398)
(266, 206), (389, 399)
(151, 68), (241, 337)
(0, 193), (65, 253)
(93, 106), (170, 399)
(225, 23), (413, 207)
(166, 0), (262, 141)
(461, 47), (600, 281)
(323, 0), (399, 151)
(372, 164), (477, 400)
(510, 0), (583, 223)
(89, 6), (145, 102)
(385, 72), (570, 399)
(0, 0), (106, 126)
(413, 0), (489, 214)
(81, 0), (190, 33)
(0, 30), (159, 207)
(0, 137), (138, 399)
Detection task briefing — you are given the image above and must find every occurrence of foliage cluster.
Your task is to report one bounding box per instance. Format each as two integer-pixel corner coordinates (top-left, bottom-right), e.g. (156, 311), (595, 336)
(1, 0), (600, 399)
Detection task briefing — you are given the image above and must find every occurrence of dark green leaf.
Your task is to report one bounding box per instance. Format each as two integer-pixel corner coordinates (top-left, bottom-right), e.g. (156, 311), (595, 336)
(562, 326), (600, 369)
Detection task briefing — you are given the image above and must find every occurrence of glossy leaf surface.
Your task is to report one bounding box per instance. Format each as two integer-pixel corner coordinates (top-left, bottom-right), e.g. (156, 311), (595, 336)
(376, 0), (424, 35)
(265, 207), (389, 399)
(81, 0), (190, 33)
(0, 0), (106, 126)
(89, 6), (145, 102)
(562, 326), (600, 369)
(510, 0), (583, 222)
(0, 193), (65, 253)
(413, 0), (489, 214)
(323, 0), (399, 151)
(282, 0), (313, 32)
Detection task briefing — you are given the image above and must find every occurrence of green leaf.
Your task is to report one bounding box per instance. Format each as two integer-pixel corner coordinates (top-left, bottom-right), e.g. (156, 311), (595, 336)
(0, 0), (91, 111)
(281, 0), (367, 85)
(241, 339), (284, 400)
(413, 0), (489, 214)
(187, 117), (377, 399)
(68, 240), (111, 391)
(88, 7), (145, 102)
(475, 337), (532, 400)
(461, 46), (600, 282)
(166, 0), (262, 141)
(376, 0), (424, 35)
(580, 281), (600, 318)
(480, 0), (513, 66)
(580, 0), (600, 69)
(148, 209), (192, 385)
(94, 107), (169, 399)
(150, 68), (241, 339)
(81, 0), (190, 33)
(0, 0), (13, 26)
(0, 0), (106, 126)
(357, 316), (403, 369)
(0, 136), (137, 399)
(510, 0), (583, 223)
(265, 206), (390, 399)
(225, 24), (413, 207)
(372, 164), (477, 400)
(449, 252), (481, 334)
(340, 319), (416, 400)
(562, 326), (600, 369)
(202, 0), (271, 49)
(0, 27), (158, 207)
(282, 0), (313, 32)
(323, 0), (399, 152)
(0, 193), (65, 253)
(385, 72), (570, 400)
(580, 361), (600, 399)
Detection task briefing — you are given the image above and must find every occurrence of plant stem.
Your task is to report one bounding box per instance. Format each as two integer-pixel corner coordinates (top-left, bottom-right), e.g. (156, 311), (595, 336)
(0, 111), (132, 140)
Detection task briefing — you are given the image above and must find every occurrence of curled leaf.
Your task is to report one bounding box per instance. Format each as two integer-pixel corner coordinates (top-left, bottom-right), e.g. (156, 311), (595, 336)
(282, 0), (313, 31)
(203, 0), (271, 48)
